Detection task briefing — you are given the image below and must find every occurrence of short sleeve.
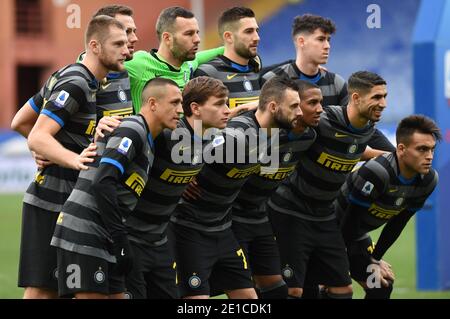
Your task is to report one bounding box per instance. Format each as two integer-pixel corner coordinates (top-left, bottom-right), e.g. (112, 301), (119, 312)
(99, 126), (144, 175)
(29, 87), (44, 114)
(347, 163), (386, 207)
(41, 80), (87, 127)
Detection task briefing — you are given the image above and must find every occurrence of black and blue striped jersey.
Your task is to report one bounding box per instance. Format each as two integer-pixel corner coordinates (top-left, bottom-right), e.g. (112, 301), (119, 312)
(171, 111), (271, 232)
(96, 71), (134, 119)
(126, 117), (209, 246)
(262, 61), (348, 107)
(232, 127), (317, 223)
(261, 60), (395, 152)
(268, 105), (375, 221)
(76, 51), (134, 119)
(194, 55), (261, 109)
(51, 115), (155, 262)
(24, 63), (98, 213)
(336, 152), (438, 240)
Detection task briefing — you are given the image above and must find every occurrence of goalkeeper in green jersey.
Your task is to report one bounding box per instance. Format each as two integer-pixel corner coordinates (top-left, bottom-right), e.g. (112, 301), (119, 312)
(125, 6), (224, 113)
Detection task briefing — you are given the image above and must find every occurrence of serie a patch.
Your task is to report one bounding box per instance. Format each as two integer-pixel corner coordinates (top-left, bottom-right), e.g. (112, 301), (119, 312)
(362, 181), (375, 195)
(212, 135), (225, 147)
(118, 137), (132, 155)
(54, 90), (70, 108)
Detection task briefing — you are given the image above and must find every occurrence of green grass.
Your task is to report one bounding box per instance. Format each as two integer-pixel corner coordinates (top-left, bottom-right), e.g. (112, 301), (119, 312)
(0, 194), (24, 299)
(1, 194), (449, 299)
(352, 219), (450, 299)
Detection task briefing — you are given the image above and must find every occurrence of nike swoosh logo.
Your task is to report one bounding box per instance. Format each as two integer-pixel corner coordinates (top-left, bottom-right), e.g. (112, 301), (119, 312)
(388, 188), (398, 193)
(121, 248), (125, 256)
(227, 73), (238, 80)
(335, 133), (348, 138)
(101, 83), (112, 90)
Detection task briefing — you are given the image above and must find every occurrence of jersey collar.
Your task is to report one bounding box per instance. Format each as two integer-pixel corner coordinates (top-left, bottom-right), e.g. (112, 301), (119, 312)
(150, 49), (181, 72)
(180, 117), (203, 142)
(291, 61), (323, 84)
(219, 55), (252, 72)
(137, 114), (155, 150)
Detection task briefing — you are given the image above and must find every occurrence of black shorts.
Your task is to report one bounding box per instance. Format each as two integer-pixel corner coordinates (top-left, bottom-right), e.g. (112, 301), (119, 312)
(269, 207), (352, 288)
(347, 236), (375, 282)
(174, 224), (254, 297)
(18, 203), (59, 290)
(56, 248), (125, 297)
(232, 221), (281, 276)
(125, 240), (179, 299)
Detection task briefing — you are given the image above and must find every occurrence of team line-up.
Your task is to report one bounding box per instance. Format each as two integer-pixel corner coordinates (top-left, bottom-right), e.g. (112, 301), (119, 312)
(11, 5), (441, 299)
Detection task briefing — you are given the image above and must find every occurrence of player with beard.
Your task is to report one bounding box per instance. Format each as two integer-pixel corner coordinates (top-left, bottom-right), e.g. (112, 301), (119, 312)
(17, 15), (129, 299)
(86, 5), (138, 121)
(123, 77), (230, 299)
(262, 14), (395, 160)
(268, 71), (388, 299)
(12, 5), (139, 169)
(194, 7), (261, 118)
(229, 80), (322, 299)
(171, 76), (302, 299)
(51, 78), (183, 299)
(336, 115), (440, 299)
(125, 6), (225, 113)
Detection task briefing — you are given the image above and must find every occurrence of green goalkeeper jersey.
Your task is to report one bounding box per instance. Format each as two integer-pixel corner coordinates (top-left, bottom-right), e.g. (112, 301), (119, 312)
(125, 47), (224, 113)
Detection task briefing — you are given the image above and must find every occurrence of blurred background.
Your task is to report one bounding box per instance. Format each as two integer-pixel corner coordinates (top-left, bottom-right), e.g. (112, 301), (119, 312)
(0, 0), (449, 298)
(0, 0), (419, 131)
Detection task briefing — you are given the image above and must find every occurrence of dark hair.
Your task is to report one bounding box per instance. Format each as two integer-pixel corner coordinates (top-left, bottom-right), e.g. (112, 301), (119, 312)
(156, 6), (195, 40)
(218, 6), (255, 36)
(141, 77), (179, 105)
(292, 14), (336, 38)
(85, 15), (124, 46)
(348, 71), (386, 95)
(297, 80), (320, 99)
(396, 115), (442, 145)
(93, 5), (133, 18)
(182, 77), (229, 116)
(259, 76), (299, 111)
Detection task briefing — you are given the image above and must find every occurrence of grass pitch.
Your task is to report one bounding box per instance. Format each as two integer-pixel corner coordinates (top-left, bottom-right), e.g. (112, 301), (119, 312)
(1, 194), (449, 299)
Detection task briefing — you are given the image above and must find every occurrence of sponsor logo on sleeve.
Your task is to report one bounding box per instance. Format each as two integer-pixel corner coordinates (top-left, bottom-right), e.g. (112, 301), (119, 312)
(54, 90), (70, 108)
(118, 137), (132, 155)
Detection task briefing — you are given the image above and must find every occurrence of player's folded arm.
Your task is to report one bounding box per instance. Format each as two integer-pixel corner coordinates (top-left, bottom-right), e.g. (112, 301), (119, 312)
(194, 46), (224, 66)
(371, 210), (415, 261)
(92, 126), (143, 237)
(192, 67), (208, 78)
(27, 73), (51, 114)
(100, 126), (143, 168)
(11, 93), (43, 137)
(91, 166), (135, 275)
(341, 165), (386, 242)
(349, 165), (386, 204)
(28, 91), (44, 114)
